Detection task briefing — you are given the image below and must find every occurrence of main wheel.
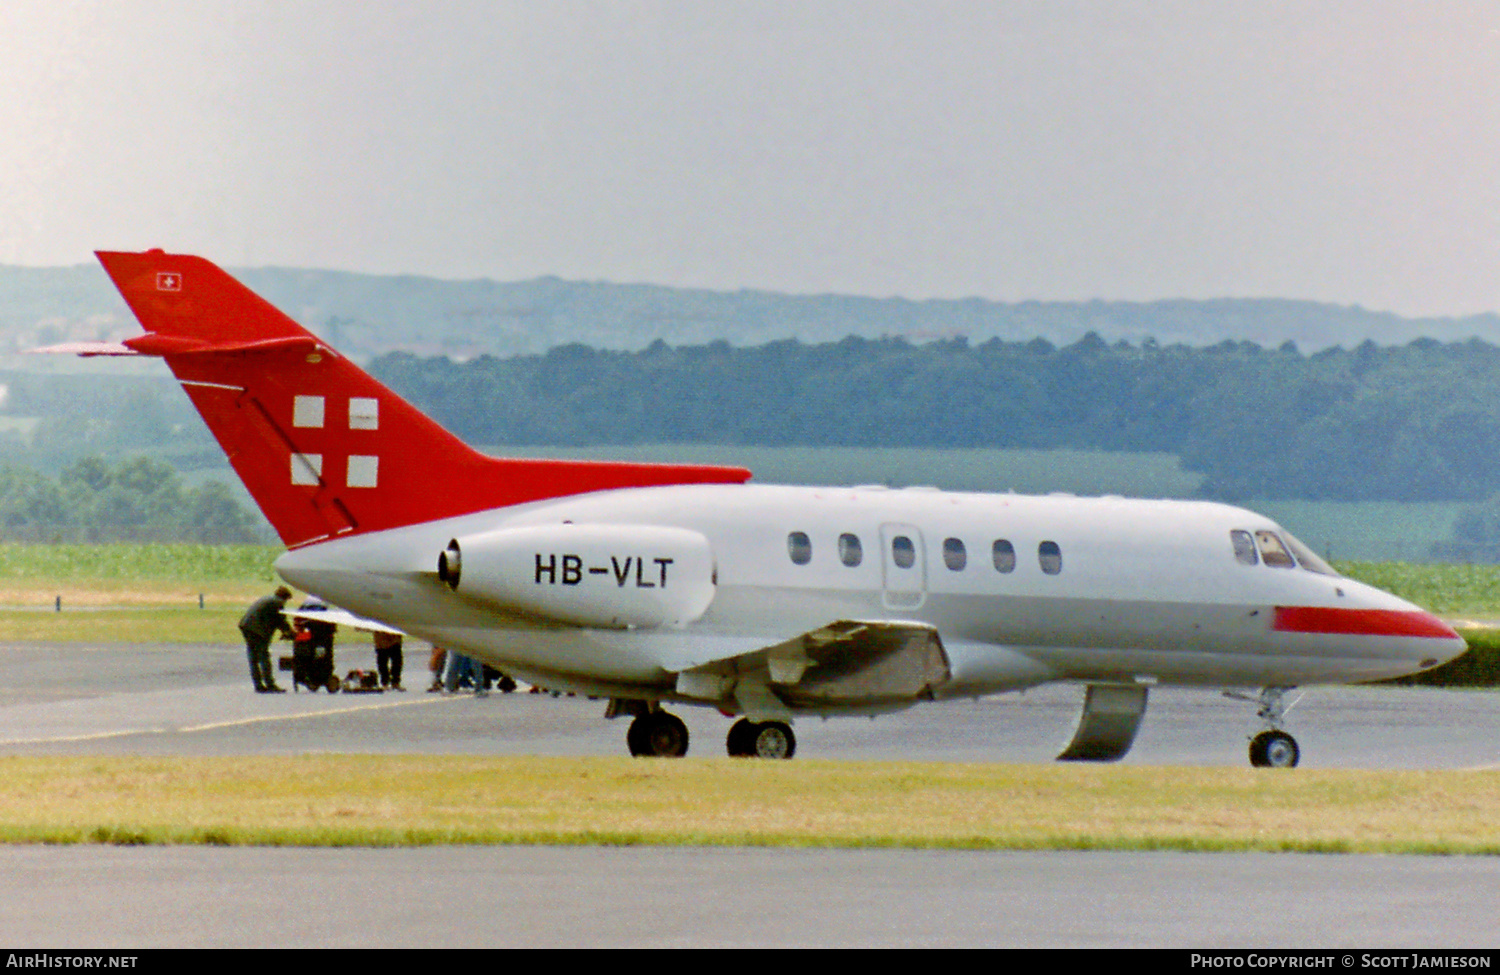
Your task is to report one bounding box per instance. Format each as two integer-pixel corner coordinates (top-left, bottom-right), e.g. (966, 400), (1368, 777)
(1249, 730), (1299, 768)
(627, 711), (689, 757)
(751, 721), (796, 760)
(726, 718), (757, 757)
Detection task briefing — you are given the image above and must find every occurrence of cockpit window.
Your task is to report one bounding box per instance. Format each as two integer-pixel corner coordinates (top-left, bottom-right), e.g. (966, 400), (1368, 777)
(1254, 530), (1296, 569)
(1230, 530), (1259, 566)
(1284, 532), (1339, 576)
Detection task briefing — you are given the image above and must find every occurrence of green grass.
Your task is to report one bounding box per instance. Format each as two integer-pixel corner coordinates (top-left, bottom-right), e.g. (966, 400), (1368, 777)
(0, 544), (283, 640)
(0, 544), (281, 621)
(2, 756), (1498, 853)
(1338, 561), (1500, 618)
(0, 607), (246, 643)
(0, 543), (281, 585)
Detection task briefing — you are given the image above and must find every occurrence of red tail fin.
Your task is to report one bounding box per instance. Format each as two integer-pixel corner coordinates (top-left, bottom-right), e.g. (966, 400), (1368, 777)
(96, 250), (751, 547)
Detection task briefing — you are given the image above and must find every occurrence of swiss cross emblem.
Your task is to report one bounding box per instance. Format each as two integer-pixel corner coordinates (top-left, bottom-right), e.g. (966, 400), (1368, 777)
(156, 272), (182, 292)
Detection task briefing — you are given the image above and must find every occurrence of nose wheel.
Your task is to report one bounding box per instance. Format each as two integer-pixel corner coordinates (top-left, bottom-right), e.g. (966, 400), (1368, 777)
(1225, 686), (1303, 769)
(1249, 729), (1300, 768)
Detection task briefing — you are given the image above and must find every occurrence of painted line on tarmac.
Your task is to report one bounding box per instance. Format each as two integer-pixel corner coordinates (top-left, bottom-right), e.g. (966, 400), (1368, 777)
(181, 692), (455, 732)
(0, 692), (460, 745)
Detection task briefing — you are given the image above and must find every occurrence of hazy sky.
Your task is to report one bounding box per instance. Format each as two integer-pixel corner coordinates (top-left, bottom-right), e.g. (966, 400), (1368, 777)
(2, 1), (1497, 316)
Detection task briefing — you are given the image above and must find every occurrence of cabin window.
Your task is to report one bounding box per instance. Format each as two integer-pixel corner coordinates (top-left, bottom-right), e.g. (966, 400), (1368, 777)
(892, 535), (916, 569)
(1038, 540), (1063, 575)
(1231, 530), (1259, 566)
(942, 537), (967, 571)
(992, 539), (1016, 573)
(1254, 530), (1295, 569)
(838, 533), (863, 567)
(787, 531), (812, 565)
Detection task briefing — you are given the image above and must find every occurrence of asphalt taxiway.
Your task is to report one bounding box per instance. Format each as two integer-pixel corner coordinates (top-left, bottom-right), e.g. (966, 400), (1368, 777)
(1, 640), (1498, 948)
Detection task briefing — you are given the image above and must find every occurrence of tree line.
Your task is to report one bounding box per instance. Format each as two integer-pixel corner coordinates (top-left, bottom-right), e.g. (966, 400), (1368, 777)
(0, 456), (266, 544)
(369, 333), (1500, 503)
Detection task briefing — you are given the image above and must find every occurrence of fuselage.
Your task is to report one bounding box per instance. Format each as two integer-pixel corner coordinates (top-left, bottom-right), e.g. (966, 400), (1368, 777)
(275, 482), (1466, 705)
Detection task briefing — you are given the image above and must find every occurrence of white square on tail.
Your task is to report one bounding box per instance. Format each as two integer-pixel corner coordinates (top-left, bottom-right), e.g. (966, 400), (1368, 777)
(349, 397), (379, 429)
(347, 455), (378, 488)
(293, 395), (325, 428)
(291, 453), (323, 486)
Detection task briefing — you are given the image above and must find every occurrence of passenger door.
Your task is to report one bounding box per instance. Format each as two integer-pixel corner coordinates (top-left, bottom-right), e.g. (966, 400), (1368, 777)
(880, 523), (927, 610)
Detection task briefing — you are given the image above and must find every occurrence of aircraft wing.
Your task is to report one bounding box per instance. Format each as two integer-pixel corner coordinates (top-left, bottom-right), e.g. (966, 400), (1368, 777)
(283, 605), (405, 636)
(673, 619), (953, 719)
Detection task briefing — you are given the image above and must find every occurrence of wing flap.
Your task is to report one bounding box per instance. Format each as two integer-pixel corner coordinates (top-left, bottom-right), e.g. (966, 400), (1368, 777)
(675, 619), (953, 716)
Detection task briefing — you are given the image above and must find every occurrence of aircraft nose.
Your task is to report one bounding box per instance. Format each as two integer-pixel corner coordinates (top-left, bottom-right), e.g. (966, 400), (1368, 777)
(1374, 602), (1468, 670)
(1349, 580), (1469, 668)
(1418, 612), (1469, 670)
(1272, 600), (1468, 673)
(1377, 590), (1468, 669)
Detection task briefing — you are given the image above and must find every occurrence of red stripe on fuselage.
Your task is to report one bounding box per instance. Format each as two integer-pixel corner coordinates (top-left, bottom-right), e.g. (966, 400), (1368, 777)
(1273, 606), (1459, 639)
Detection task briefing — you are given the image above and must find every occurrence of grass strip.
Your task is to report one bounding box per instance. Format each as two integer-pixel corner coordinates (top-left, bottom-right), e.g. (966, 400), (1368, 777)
(0, 607), (247, 643)
(0, 544), (282, 585)
(1, 756), (1498, 854)
(1338, 561), (1500, 617)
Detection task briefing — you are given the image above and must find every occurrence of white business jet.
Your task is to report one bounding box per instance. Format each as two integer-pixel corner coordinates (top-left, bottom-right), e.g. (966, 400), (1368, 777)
(51, 251), (1467, 767)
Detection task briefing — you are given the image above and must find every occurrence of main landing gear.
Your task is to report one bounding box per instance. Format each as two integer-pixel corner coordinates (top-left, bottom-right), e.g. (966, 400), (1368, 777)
(626, 710), (689, 757)
(614, 703), (798, 759)
(1225, 686), (1303, 768)
(726, 718), (796, 759)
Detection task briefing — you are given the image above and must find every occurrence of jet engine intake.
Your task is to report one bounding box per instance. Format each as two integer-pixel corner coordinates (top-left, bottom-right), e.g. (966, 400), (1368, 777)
(438, 523), (715, 629)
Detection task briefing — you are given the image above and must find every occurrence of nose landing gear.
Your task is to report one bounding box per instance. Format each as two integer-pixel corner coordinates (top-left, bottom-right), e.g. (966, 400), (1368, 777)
(1226, 686), (1303, 768)
(1248, 729), (1300, 768)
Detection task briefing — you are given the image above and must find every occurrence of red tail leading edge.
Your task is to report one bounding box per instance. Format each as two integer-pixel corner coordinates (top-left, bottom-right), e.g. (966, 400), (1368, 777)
(94, 249), (751, 548)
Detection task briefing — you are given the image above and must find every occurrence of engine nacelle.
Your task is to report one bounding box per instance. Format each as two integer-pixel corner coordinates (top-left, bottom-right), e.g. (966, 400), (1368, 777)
(437, 523), (715, 629)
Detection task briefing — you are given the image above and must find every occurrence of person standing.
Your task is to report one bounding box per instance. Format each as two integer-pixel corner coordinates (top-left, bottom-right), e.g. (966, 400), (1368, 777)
(239, 586), (295, 693)
(374, 630), (405, 691)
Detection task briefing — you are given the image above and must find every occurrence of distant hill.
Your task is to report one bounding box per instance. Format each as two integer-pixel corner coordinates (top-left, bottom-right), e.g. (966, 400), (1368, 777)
(1, 263), (1498, 362)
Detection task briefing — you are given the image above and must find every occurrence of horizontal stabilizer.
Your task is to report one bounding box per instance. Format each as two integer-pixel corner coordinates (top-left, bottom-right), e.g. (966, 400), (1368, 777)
(33, 335), (330, 358)
(29, 341), (141, 357)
